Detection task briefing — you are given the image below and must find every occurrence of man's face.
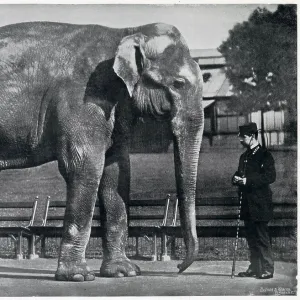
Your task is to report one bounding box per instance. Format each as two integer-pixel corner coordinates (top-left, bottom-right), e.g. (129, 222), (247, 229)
(239, 134), (253, 148)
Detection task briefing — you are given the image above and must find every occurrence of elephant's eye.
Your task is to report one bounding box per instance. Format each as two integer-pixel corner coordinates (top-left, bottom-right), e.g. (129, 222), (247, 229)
(173, 78), (185, 89)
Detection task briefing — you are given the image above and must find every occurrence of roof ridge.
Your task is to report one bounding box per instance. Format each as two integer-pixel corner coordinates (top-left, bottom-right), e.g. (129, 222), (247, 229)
(190, 48), (223, 59)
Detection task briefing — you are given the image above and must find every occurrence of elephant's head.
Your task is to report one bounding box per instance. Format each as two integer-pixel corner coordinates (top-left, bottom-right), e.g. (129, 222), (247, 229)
(113, 23), (204, 272)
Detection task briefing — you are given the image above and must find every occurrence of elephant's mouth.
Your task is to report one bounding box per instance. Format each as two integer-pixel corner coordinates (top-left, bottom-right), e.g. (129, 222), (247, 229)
(149, 98), (172, 121)
(133, 84), (172, 120)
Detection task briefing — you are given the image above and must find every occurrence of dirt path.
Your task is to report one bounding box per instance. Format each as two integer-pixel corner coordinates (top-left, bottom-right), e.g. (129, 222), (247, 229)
(0, 259), (296, 296)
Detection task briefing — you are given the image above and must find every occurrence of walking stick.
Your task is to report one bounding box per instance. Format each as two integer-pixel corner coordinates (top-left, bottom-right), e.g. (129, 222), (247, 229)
(231, 191), (243, 278)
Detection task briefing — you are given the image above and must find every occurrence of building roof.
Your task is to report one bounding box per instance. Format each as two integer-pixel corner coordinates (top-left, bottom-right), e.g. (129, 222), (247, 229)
(190, 48), (226, 66)
(190, 49), (231, 98)
(190, 48), (222, 58)
(202, 68), (233, 98)
(203, 99), (215, 109)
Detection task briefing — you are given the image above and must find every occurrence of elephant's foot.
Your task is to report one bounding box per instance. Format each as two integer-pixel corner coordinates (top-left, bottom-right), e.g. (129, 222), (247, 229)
(55, 260), (95, 282)
(100, 257), (141, 277)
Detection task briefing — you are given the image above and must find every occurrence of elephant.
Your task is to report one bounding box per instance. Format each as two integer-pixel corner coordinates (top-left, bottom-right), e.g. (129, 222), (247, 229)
(0, 21), (204, 281)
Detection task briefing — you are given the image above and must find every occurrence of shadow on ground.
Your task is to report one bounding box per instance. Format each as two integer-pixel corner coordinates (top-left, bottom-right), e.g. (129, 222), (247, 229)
(0, 258), (297, 296)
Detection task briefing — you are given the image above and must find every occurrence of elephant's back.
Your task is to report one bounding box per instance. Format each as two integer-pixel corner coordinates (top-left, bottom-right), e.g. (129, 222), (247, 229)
(0, 22), (127, 102)
(0, 21), (123, 47)
(0, 22), (125, 69)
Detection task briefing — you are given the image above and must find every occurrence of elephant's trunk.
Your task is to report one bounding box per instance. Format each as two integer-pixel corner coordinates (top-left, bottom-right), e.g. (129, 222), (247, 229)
(171, 98), (204, 273)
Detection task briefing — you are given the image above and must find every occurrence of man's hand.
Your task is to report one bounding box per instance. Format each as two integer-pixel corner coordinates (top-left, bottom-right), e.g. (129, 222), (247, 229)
(233, 176), (246, 186)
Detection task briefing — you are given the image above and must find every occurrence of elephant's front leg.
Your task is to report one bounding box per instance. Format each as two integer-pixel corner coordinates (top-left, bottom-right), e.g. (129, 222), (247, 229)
(55, 147), (105, 282)
(98, 153), (141, 277)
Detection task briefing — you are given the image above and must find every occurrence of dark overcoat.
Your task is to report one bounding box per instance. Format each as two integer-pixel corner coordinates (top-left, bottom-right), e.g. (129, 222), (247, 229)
(232, 145), (276, 221)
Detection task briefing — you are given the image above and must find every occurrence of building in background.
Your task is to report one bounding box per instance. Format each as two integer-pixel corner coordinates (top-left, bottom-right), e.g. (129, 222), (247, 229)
(191, 49), (290, 149)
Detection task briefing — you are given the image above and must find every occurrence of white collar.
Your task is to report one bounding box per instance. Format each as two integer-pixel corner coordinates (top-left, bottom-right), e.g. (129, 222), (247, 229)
(250, 141), (259, 149)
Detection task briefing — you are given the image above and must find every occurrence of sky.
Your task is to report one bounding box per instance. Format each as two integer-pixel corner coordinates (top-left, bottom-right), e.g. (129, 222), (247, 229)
(0, 2), (279, 49)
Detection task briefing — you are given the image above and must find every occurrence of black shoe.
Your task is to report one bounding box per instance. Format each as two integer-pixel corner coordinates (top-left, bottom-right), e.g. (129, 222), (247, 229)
(238, 270), (257, 277)
(257, 271), (273, 279)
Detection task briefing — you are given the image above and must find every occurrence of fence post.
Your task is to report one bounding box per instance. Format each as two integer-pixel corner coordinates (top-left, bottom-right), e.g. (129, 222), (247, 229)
(160, 233), (170, 261)
(160, 194), (171, 261)
(16, 232), (23, 260)
(151, 234), (157, 261)
(28, 235), (39, 259)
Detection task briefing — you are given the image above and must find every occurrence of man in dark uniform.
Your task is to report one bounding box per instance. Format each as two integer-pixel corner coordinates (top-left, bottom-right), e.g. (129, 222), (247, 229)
(232, 122), (276, 279)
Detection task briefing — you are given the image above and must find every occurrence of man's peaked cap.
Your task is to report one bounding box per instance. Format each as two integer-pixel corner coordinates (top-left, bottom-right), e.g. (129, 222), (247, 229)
(238, 122), (258, 137)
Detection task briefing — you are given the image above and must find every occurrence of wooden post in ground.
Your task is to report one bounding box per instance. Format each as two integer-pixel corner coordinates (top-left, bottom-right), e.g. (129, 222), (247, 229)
(16, 232), (23, 260)
(28, 235), (39, 259)
(151, 234), (157, 261)
(161, 233), (170, 261)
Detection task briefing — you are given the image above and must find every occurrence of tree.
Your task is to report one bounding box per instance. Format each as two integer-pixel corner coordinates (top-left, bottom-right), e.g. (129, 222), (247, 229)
(218, 5), (297, 144)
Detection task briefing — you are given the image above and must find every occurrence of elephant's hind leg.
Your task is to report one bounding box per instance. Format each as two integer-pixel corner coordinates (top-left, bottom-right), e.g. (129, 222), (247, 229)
(55, 139), (106, 282)
(98, 153), (141, 277)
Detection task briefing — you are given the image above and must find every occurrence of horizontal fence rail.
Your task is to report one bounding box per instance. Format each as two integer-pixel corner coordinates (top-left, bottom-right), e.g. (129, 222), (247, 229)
(0, 195), (296, 261)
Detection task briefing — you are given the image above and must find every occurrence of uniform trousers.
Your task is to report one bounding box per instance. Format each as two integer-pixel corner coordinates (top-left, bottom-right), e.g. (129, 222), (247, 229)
(244, 220), (274, 275)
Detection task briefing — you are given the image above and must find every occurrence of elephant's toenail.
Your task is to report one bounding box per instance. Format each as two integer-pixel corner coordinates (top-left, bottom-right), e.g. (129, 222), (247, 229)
(72, 274), (85, 282)
(84, 273), (95, 281)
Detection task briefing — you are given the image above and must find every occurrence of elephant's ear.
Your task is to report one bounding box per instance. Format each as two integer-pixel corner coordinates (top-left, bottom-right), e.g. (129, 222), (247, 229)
(113, 33), (147, 97)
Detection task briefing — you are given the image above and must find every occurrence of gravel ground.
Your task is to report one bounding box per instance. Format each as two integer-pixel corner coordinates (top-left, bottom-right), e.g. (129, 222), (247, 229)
(0, 258), (297, 296)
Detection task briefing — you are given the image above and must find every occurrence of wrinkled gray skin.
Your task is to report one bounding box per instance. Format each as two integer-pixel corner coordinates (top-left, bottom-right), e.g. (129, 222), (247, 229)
(0, 22), (204, 281)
